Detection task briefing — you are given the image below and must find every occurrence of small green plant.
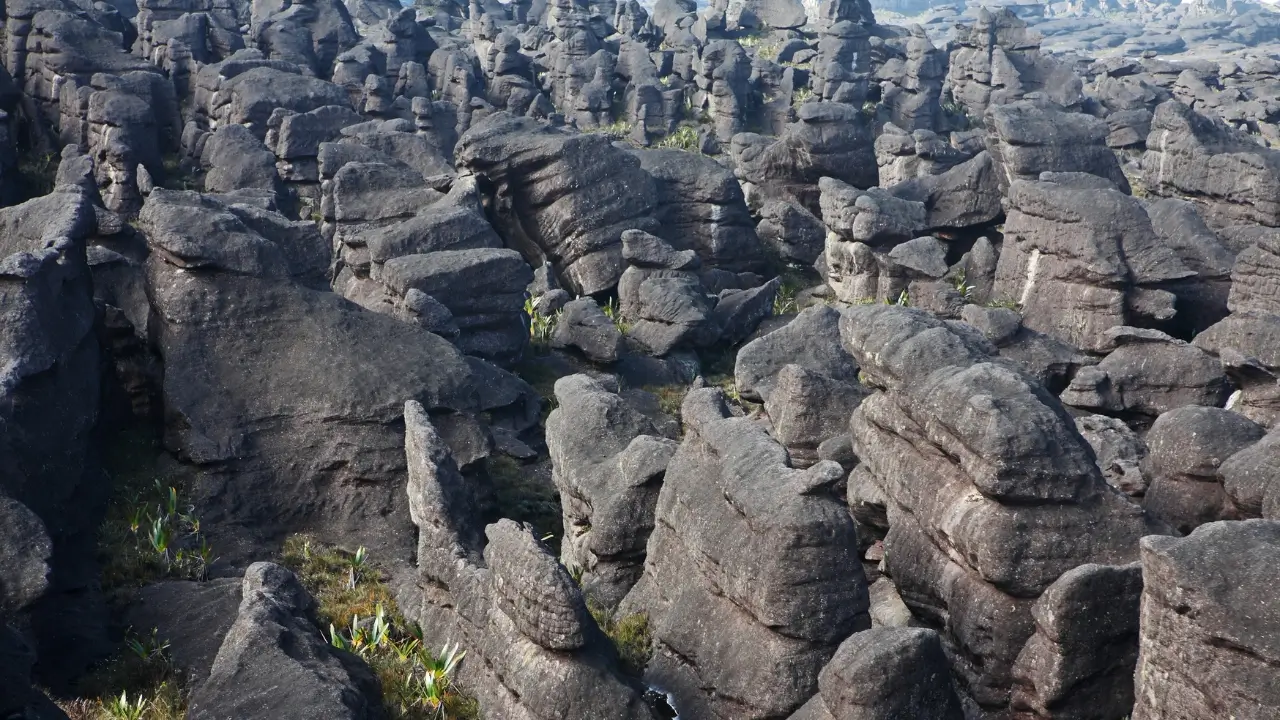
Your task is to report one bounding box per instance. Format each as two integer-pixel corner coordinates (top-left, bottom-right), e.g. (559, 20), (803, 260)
(283, 537), (478, 719)
(347, 546), (369, 590)
(524, 297), (560, 350)
(987, 297), (1021, 311)
(102, 473), (213, 591)
(772, 282), (800, 316)
(861, 101), (877, 117)
(889, 290), (910, 307)
(72, 626), (188, 720)
(102, 692), (148, 720)
(601, 297), (630, 333)
(124, 629), (170, 664)
(952, 270), (975, 301)
(792, 86), (814, 107)
(656, 125), (701, 152)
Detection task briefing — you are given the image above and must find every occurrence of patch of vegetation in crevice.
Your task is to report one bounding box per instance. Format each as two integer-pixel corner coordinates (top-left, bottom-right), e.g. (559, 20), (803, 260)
(280, 536), (480, 719)
(485, 456), (563, 549)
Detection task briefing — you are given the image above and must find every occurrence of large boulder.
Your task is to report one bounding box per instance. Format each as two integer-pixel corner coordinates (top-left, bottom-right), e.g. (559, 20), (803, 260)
(396, 406), (659, 720)
(1140, 100), (1280, 235)
(621, 388), (870, 719)
(139, 188), (529, 559)
(187, 563), (384, 720)
(1221, 428), (1280, 520)
(1141, 406), (1266, 534)
(734, 305), (860, 403)
(1059, 329), (1230, 418)
(456, 112), (661, 295)
(992, 177), (1194, 353)
(787, 628), (964, 720)
(1010, 563), (1144, 720)
(547, 375), (677, 608)
(731, 102), (877, 213)
(841, 305), (1157, 714)
(633, 148), (767, 274)
(985, 101), (1130, 192)
(1131, 521), (1280, 720)
(0, 183), (108, 679)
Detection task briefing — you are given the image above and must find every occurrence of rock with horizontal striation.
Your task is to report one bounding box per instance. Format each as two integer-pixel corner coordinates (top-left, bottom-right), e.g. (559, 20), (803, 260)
(397, 416), (658, 719)
(139, 188), (531, 560)
(1140, 99), (1280, 234)
(1131, 521), (1280, 720)
(787, 627), (964, 720)
(456, 112), (661, 295)
(841, 305), (1157, 714)
(985, 101), (1130, 192)
(621, 388), (869, 719)
(1060, 329), (1229, 418)
(1010, 563), (1144, 720)
(992, 178), (1193, 353)
(548, 374), (677, 608)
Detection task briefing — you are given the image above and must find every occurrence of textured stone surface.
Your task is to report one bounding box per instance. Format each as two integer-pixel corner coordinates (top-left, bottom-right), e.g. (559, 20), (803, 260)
(1132, 521), (1280, 720)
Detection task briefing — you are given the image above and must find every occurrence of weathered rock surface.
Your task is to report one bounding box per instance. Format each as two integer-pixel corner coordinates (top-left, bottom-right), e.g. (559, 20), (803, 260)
(1142, 406), (1266, 534)
(187, 563), (384, 720)
(1132, 521), (1280, 720)
(992, 178), (1194, 353)
(547, 375), (676, 608)
(622, 388), (869, 719)
(842, 305), (1156, 714)
(788, 627), (964, 720)
(397, 407), (658, 719)
(1141, 99), (1280, 234)
(1010, 563), (1144, 720)
(140, 188), (517, 558)
(456, 112), (660, 295)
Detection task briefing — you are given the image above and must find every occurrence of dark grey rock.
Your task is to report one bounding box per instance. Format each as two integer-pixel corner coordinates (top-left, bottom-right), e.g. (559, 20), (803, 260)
(551, 297), (625, 364)
(735, 305), (860, 403)
(1010, 563), (1144, 720)
(188, 563), (384, 720)
(548, 375), (676, 608)
(622, 388), (869, 719)
(1142, 406), (1266, 534)
(1132, 521), (1280, 720)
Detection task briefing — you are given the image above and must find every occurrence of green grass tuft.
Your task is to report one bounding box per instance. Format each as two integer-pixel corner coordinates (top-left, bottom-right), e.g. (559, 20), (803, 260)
(656, 125), (701, 152)
(587, 602), (652, 678)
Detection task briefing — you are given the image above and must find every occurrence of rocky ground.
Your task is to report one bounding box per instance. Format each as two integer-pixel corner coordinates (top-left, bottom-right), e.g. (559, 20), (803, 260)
(1, 0), (1279, 717)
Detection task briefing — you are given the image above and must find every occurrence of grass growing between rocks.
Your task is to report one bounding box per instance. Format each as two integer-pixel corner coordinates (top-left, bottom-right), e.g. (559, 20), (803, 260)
(486, 456), (563, 547)
(58, 427), (209, 719)
(642, 384), (688, 422)
(98, 429), (213, 601)
(587, 603), (652, 678)
(280, 536), (480, 720)
(586, 119), (634, 140)
(655, 125), (701, 152)
(59, 629), (187, 720)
